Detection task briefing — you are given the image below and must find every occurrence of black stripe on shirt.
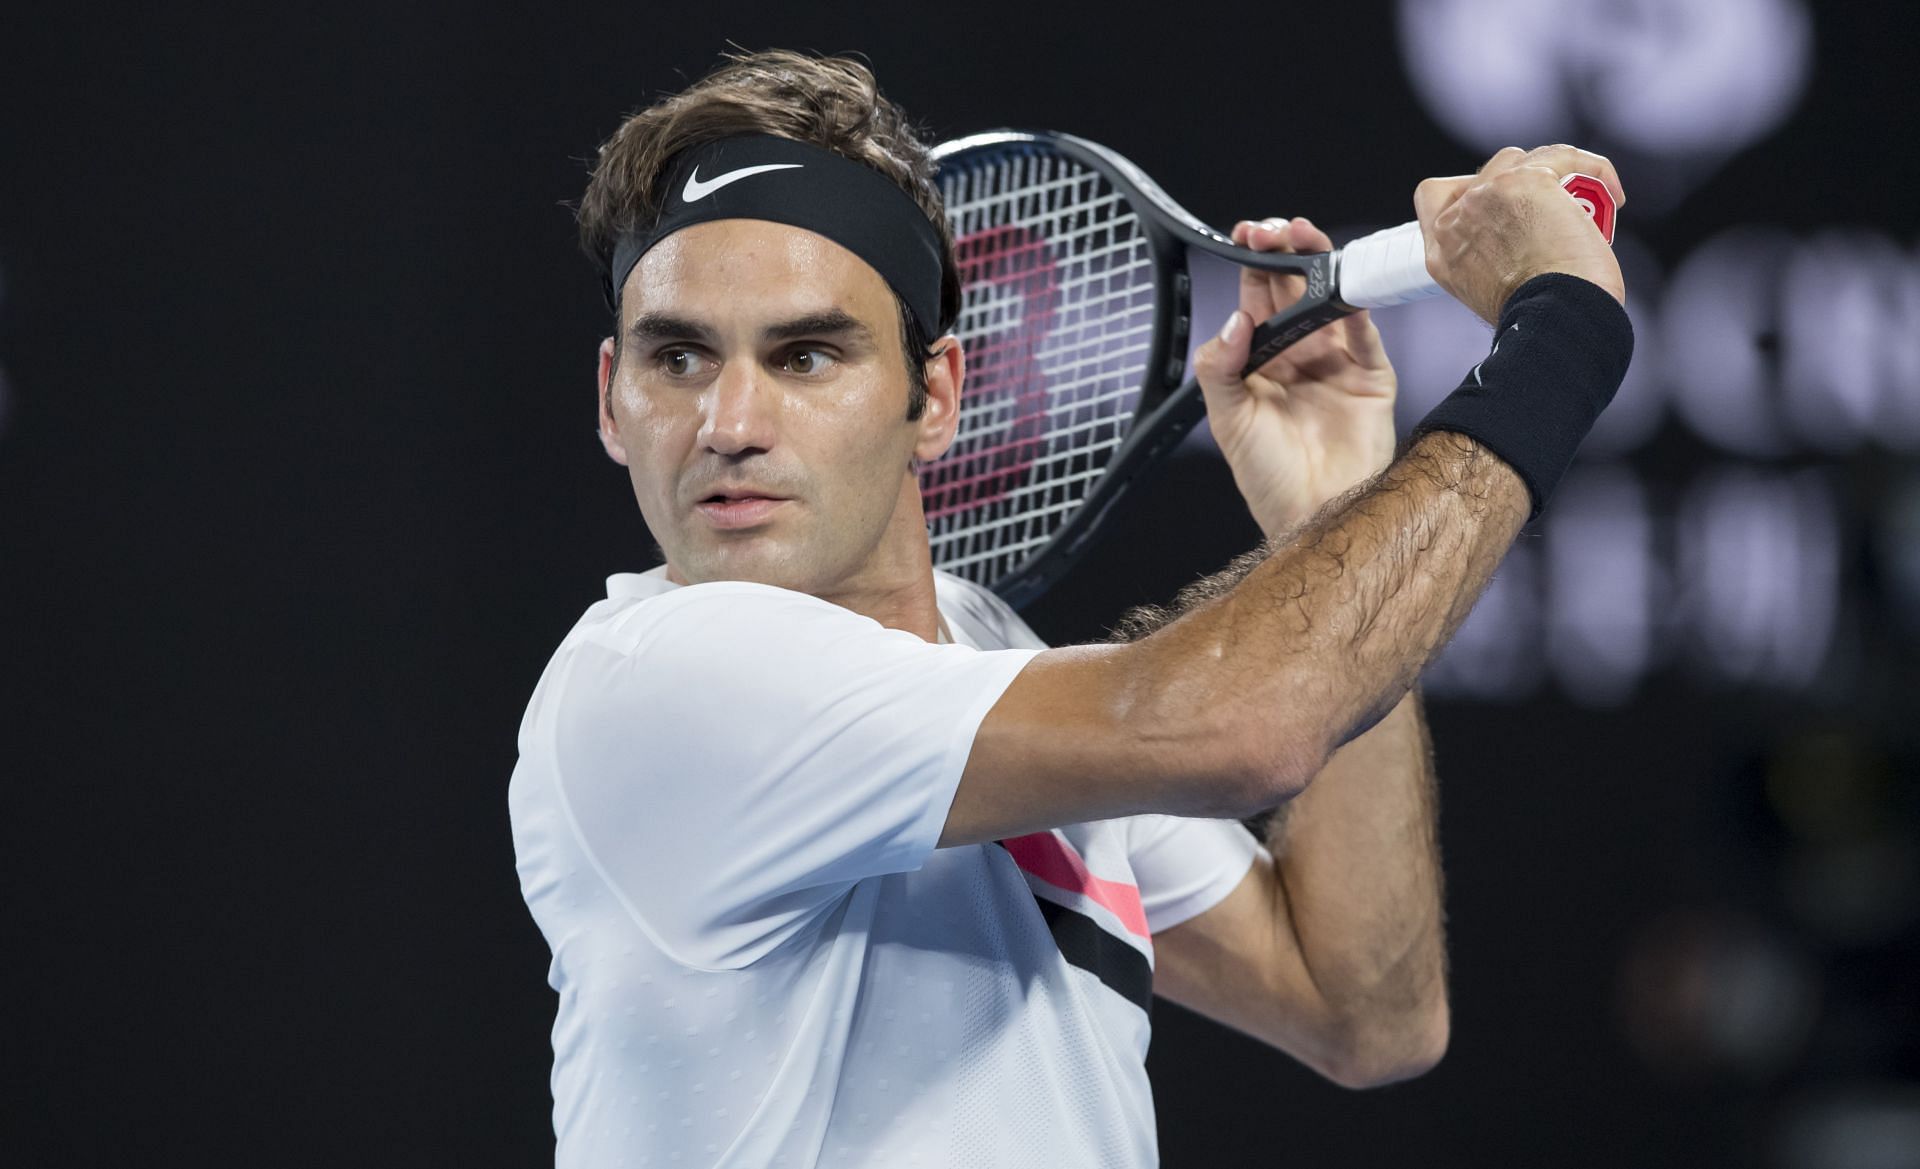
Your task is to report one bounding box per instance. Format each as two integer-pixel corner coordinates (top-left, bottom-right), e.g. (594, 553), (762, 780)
(1030, 892), (1154, 1018)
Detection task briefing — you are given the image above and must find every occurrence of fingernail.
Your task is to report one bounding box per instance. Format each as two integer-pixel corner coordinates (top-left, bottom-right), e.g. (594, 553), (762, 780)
(1219, 310), (1247, 344)
(1262, 217), (1289, 234)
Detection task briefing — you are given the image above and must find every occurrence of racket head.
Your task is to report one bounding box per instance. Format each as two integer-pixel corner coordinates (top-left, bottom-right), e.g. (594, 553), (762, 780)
(921, 130), (1200, 604)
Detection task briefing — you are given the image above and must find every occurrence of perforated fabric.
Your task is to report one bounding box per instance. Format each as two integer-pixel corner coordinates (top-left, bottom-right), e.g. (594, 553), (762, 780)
(509, 567), (1262, 1167)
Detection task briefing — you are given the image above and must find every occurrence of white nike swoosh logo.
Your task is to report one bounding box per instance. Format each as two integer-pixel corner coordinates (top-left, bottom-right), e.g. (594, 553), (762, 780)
(1471, 321), (1520, 386)
(681, 162), (804, 203)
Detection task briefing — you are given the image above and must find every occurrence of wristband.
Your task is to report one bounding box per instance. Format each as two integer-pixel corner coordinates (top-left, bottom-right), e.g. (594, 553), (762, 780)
(1410, 273), (1634, 520)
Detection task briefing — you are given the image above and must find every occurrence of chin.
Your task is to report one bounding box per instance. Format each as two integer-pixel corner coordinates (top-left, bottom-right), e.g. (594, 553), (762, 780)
(680, 539), (821, 593)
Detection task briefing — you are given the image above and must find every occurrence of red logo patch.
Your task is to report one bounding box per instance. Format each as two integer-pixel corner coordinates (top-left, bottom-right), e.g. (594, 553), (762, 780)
(1560, 173), (1617, 244)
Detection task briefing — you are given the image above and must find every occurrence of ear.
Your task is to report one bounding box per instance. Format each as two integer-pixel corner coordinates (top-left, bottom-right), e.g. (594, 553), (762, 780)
(596, 336), (630, 466)
(911, 334), (965, 464)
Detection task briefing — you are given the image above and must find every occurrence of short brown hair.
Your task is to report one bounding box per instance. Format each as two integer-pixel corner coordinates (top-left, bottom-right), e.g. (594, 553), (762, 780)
(579, 50), (959, 419)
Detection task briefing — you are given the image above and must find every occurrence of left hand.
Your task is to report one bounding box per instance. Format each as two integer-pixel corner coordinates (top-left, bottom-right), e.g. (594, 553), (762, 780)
(1192, 217), (1399, 537)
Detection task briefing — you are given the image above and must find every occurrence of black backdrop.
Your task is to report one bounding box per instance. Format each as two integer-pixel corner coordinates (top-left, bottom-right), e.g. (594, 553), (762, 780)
(5, 3), (1917, 1166)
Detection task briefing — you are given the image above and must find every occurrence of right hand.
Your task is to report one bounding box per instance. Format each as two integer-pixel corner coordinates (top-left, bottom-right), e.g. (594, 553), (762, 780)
(1413, 145), (1626, 324)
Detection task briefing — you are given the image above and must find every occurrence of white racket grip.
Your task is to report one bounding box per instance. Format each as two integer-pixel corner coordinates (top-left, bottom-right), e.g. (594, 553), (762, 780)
(1334, 220), (1440, 310)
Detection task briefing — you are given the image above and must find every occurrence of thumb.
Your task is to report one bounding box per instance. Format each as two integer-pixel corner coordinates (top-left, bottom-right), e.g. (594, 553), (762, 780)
(1193, 309), (1253, 404)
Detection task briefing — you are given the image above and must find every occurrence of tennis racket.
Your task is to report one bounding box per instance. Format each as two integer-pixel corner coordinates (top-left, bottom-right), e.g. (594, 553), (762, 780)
(918, 129), (1616, 609)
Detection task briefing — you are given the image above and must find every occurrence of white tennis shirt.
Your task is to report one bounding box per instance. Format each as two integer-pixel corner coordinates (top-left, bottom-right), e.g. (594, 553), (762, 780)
(509, 566), (1263, 1168)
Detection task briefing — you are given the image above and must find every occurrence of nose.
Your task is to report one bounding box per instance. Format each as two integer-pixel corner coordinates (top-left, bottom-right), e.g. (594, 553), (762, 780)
(698, 360), (777, 458)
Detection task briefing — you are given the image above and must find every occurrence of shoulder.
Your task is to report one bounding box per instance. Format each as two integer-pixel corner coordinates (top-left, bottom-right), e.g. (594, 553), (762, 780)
(579, 579), (875, 657)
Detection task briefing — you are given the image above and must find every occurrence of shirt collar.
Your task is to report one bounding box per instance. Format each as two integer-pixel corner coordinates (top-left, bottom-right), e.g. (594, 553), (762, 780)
(604, 566), (961, 645)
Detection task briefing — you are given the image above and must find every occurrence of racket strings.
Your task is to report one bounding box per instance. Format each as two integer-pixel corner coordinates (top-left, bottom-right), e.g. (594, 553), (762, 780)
(922, 149), (1158, 588)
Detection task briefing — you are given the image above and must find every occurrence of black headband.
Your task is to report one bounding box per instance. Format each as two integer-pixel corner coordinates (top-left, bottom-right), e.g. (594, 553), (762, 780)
(605, 135), (947, 334)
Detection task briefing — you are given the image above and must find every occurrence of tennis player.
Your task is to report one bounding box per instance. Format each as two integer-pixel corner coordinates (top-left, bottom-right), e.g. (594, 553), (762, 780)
(509, 50), (1629, 1168)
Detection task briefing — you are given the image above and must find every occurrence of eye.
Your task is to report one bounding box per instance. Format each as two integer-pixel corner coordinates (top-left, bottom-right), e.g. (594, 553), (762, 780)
(781, 347), (837, 376)
(658, 348), (709, 378)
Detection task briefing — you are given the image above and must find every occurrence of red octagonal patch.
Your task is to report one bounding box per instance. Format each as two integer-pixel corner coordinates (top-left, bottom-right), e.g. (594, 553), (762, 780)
(1560, 173), (1617, 244)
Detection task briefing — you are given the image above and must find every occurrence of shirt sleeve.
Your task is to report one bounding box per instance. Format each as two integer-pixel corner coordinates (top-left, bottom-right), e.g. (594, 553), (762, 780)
(544, 581), (1040, 971)
(1126, 814), (1267, 935)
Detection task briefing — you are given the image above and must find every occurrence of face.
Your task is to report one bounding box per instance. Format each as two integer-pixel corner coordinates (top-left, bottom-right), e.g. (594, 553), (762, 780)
(598, 219), (959, 598)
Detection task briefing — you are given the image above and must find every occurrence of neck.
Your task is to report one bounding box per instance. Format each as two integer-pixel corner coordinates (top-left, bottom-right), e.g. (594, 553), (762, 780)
(812, 472), (947, 642)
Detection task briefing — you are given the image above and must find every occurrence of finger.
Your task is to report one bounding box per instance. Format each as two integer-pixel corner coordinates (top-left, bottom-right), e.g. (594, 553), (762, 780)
(1475, 145), (1532, 178)
(1283, 215), (1332, 254)
(1247, 216), (1293, 250)
(1518, 143), (1625, 209)
(1338, 309), (1392, 372)
(1241, 216), (1297, 319)
(1192, 309), (1253, 406)
(1413, 173), (1475, 230)
(1244, 214), (1305, 314)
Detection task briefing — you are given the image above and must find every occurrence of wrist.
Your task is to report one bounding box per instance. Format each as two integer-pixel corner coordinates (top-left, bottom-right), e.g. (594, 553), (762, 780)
(1242, 461), (1395, 539)
(1410, 274), (1633, 520)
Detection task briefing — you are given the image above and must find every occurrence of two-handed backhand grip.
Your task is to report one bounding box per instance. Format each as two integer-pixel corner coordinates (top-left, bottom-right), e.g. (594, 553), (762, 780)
(1235, 175), (1616, 375)
(1335, 174), (1617, 310)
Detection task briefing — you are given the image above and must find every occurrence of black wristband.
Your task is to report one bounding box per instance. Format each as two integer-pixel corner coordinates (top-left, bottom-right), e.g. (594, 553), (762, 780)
(1410, 273), (1634, 521)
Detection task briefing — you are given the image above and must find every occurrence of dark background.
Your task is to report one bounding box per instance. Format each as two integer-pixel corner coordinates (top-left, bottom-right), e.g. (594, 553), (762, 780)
(5, 2), (1916, 1166)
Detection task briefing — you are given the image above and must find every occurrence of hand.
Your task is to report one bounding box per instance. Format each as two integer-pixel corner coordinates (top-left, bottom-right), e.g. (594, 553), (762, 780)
(1191, 217), (1399, 537)
(1414, 144), (1626, 324)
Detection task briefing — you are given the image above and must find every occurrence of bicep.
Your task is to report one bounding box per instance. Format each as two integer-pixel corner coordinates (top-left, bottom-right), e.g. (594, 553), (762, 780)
(939, 643), (1264, 848)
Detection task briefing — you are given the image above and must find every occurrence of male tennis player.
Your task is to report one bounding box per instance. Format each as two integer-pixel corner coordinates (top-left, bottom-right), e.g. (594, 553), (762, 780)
(510, 51), (1629, 1168)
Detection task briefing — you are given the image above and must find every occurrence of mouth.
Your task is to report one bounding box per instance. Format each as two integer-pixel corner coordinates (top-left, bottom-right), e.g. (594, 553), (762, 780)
(693, 490), (790, 529)
(699, 489), (789, 504)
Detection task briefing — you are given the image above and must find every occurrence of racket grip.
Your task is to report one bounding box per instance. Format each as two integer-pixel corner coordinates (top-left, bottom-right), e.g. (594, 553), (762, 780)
(1334, 174), (1617, 310)
(1334, 221), (1435, 310)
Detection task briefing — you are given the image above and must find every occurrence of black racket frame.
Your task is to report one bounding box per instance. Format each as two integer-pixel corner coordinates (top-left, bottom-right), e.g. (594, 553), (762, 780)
(930, 129), (1364, 609)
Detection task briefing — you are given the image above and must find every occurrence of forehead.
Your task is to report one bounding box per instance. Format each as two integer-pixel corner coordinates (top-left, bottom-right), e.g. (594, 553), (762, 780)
(620, 219), (895, 325)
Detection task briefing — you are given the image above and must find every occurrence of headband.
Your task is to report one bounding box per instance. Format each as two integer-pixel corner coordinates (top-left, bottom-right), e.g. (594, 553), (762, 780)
(604, 135), (947, 334)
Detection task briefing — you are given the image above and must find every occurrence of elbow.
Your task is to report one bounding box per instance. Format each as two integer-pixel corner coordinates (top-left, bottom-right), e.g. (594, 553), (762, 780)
(1119, 633), (1337, 815)
(1317, 1000), (1451, 1091)
(1218, 723), (1334, 815)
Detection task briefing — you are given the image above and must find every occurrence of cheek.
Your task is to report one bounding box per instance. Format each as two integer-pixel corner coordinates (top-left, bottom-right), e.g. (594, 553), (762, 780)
(807, 388), (915, 484)
(615, 397), (696, 500)
(620, 389), (695, 449)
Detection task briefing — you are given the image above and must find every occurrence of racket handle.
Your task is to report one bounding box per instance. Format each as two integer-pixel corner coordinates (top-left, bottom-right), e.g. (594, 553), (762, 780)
(1334, 174), (1617, 310)
(1334, 221), (1433, 310)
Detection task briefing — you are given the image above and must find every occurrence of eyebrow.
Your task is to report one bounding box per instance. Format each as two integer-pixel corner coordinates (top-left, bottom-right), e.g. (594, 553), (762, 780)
(627, 313), (715, 345)
(762, 310), (875, 347)
(626, 309), (876, 348)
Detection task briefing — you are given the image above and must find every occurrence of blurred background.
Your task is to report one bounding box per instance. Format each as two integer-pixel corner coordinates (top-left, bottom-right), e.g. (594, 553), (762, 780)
(4, 1), (1915, 1165)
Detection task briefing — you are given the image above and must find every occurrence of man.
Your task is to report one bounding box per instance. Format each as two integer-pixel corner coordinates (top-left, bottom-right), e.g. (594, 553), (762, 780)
(510, 50), (1629, 1168)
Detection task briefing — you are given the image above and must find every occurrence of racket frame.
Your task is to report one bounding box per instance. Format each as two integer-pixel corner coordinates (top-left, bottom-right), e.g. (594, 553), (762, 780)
(929, 130), (1361, 608)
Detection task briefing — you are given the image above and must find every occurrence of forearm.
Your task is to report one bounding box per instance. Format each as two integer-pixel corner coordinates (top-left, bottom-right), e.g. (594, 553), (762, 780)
(1266, 690), (1447, 1080)
(1130, 429), (1527, 797)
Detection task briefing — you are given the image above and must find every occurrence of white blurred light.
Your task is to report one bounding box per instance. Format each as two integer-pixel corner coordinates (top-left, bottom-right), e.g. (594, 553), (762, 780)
(1581, 233), (1668, 456)
(1545, 467), (1661, 706)
(1782, 232), (1920, 452)
(1576, 0), (1812, 155)
(1422, 468), (1844, 701)
(1663, 228), (1920, 458)
(1426, 541), (1546, 700)
(1398, 0), (1811, 156)
(1380, 289), (1494, 435)
(1679, 467), (1838, 687)
(1663, 227), (1795, 456)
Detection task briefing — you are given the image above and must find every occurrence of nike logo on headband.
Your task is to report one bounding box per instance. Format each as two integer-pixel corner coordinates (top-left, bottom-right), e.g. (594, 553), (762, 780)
(682, 162), (804, 203)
